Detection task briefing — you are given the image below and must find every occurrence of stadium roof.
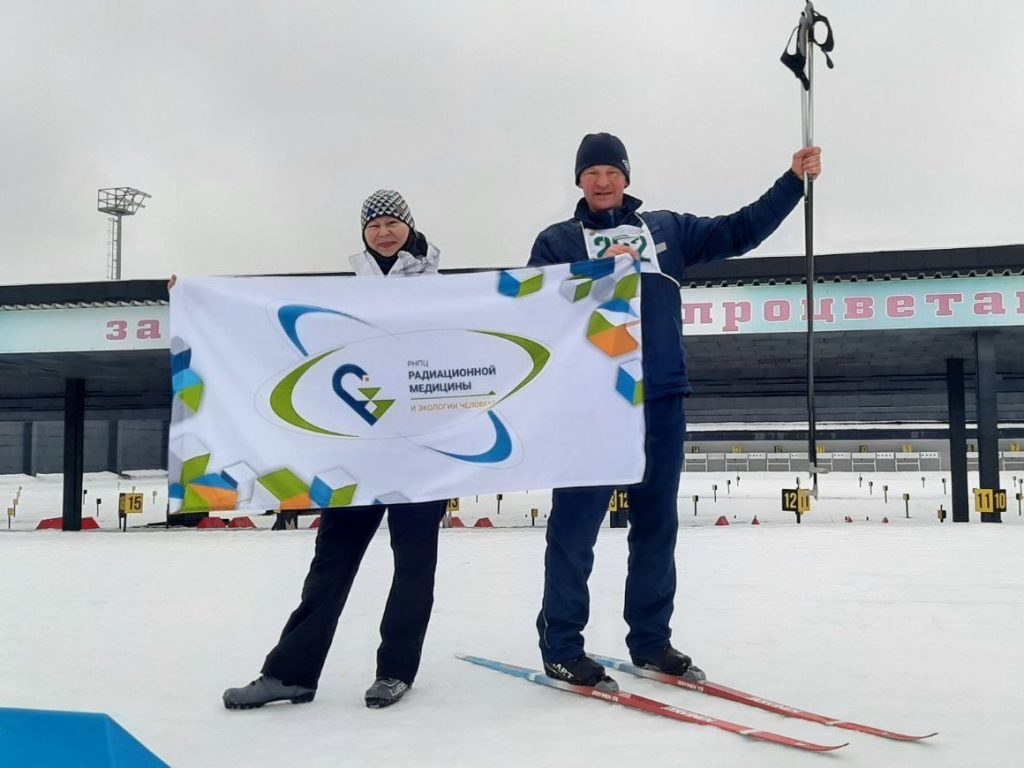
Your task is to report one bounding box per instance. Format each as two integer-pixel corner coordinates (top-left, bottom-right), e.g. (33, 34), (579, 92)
(1, 244), (1022, 424)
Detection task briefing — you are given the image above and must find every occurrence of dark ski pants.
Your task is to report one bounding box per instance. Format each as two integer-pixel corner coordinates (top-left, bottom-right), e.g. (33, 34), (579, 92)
(537, 394), (685, 663)
(262, 499), (447, 689)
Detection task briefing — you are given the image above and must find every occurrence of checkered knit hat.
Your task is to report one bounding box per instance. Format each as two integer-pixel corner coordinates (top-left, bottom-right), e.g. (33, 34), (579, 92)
(360, 189), (415, 231)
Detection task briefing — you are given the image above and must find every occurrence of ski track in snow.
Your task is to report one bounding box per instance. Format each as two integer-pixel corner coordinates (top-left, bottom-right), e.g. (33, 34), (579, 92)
(2, 470), (1022, 767)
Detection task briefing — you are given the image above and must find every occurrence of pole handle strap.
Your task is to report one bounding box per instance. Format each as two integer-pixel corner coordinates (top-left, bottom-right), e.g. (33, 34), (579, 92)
(781, 6), (836, 90)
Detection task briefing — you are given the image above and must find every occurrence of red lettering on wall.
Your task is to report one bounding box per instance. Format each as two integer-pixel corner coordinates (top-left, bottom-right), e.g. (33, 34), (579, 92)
(973, 292), (1006, 315)
(924, 293), (964, 317)
(763, 299), (791, 322)
(722, 301), (752, 332)
(886, 295), (915, 318)
(843, 296), (874, 320)
(800, 298), (836, 323)
(136, 319), (162, 339)
(105, 318), (163, 342)
(682, 303), (714, 325)
(105, 320), (128, 341)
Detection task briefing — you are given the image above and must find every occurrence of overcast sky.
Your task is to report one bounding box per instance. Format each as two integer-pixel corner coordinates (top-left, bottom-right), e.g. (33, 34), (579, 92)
(2, 1), (1022, 286)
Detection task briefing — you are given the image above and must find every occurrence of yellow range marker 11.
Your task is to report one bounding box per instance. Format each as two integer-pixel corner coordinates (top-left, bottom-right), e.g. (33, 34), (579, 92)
(973, 488), (1007, 515)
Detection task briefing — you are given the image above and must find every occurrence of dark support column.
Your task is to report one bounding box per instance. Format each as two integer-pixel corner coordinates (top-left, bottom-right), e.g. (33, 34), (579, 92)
(946, 358), (969, 523)
(62, 379), (86, 531)
(22, 421), (33, 475)
(107, 419), (119, 473)
(975, 331), (1001, 523)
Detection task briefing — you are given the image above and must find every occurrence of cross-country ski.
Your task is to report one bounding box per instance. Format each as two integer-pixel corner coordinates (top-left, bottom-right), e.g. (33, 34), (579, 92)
(592, 654), (937, 742)
(457, 654), (849, 753)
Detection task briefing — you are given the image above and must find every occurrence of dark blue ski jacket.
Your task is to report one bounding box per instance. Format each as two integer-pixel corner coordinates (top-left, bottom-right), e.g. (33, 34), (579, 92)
(529, 170), (804, 398)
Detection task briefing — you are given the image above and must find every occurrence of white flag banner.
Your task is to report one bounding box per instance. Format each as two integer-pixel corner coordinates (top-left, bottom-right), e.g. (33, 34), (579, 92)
(168, 257), (645, 514)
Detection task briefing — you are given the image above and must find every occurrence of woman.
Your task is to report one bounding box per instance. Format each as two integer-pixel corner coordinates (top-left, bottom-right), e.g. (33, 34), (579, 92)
(223, 190), (447, 710)
(350, 189), (440, 277)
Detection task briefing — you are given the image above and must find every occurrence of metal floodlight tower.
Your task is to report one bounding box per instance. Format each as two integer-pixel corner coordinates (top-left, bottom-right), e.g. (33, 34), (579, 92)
(97, 187), (151, 280)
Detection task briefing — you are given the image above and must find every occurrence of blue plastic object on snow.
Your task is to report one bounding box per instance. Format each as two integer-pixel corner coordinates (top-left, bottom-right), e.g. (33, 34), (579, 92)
(0, 707), (167, 767)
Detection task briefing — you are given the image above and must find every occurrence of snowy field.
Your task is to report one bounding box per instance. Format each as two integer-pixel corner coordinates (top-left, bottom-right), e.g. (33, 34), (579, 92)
(3, 470), (1023, 767)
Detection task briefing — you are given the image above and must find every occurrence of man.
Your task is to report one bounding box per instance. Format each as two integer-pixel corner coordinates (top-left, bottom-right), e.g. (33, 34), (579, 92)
(530, 132), (821, 692)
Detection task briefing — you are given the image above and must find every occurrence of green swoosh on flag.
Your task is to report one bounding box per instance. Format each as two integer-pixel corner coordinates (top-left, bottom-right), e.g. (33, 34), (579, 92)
(472, 331), (550, 405)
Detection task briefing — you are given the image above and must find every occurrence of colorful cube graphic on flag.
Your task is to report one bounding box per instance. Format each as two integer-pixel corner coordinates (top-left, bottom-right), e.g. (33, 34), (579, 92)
(616, 358), (644, 405)
(562, 260), (639, 304)
(170, 337), (204, 416)
(254, 468), (313, 510)
(373, 491), (412, 505)
(168, 433), (211, 512)
(221, 462), (258, 504)
(498, 268), (543, 298)
(569, 259), (616, 280)
(587, 299), (640, 357)
(612, 271), (639, 301)
(184, 473), (239, 512)
(309, 467), (358, 508)
(559, 276), (593, 302)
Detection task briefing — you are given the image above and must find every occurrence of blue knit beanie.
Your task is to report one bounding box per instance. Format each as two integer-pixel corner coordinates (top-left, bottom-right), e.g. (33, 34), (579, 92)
(574, 133), (630, 184)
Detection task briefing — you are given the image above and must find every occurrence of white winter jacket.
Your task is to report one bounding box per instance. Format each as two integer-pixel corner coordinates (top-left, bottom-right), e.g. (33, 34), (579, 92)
(348, 241), (441, 277)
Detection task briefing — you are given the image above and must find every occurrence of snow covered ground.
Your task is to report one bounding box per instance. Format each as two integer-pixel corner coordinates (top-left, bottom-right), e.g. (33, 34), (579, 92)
(2, 470), (1023, 767)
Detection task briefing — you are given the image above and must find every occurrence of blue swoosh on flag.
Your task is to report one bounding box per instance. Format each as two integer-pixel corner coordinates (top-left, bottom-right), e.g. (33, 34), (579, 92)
(430, 411), (512, 464)
(278, 305), (374, 356)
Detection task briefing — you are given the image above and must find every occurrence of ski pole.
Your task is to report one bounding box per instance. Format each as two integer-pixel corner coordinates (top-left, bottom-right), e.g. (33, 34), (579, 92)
(781, 1), (835, 499)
